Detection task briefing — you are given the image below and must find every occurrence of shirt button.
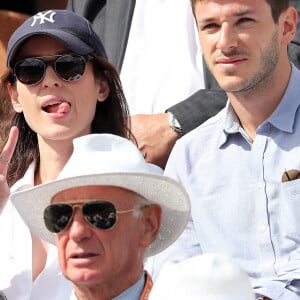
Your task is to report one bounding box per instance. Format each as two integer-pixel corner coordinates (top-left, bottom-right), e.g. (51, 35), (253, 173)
(257, 182), (265, 189)
(259, 225), (267, 233)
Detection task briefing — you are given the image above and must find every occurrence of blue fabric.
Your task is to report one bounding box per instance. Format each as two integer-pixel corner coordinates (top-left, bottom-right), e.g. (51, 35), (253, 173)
(70, 273), (145, 299)
(113, 273), (145, 300)
(154, 64), (300, 300)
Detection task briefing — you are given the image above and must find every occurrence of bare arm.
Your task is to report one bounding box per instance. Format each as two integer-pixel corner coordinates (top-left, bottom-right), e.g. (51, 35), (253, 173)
(130, 90), (228, 169)
(130, 113), (179, 169)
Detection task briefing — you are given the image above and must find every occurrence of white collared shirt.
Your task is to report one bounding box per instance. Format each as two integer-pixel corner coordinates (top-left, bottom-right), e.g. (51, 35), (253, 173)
(120, 0), (204, 114)
(0, 162), (72, 300)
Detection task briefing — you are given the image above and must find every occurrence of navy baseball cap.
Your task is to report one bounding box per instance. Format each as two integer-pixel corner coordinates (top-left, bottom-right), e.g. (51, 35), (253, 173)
(7, 9), (107, 68)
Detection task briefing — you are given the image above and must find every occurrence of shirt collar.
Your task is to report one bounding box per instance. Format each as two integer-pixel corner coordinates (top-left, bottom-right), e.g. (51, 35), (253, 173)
(219, 63), (300, 147)
(11, 161), (36, 192)
(113, 272), (145, 300)
(70, 273), (145, 300)
(267, 63), (300, 132)
(218, 102), (239, 147)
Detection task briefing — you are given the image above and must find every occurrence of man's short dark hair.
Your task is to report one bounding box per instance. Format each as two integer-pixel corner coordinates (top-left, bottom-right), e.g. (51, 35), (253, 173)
(190, 0), (289, 23)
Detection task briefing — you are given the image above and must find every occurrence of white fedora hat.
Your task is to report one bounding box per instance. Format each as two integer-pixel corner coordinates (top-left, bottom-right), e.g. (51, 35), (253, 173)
(11, 134), (191, 257)
(149, 253), (255, 300)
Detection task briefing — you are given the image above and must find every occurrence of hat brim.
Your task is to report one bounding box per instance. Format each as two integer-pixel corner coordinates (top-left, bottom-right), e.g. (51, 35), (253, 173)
(8, 29), (94, 68)
(11, 172), (190, 257)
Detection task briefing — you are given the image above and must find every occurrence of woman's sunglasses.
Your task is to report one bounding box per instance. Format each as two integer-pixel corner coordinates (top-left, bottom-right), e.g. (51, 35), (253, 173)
(13, 54), (92, 85)
(44, 200), (142, 233)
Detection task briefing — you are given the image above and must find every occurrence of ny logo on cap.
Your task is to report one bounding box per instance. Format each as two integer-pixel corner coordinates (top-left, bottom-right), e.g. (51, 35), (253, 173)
(31, 10), (56, 27)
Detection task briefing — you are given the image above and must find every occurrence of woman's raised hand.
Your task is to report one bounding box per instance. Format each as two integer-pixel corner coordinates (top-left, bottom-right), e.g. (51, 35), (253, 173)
(0, 126), (19, 213)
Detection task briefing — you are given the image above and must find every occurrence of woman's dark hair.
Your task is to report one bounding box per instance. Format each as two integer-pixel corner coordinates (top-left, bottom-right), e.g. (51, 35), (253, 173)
(191, 0), (289, 23)
(0, 55), (134, 186)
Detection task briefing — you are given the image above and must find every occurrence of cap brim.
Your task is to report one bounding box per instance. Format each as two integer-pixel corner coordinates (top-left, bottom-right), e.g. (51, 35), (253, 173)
(11, 172), (190, 257)
(8, 29), (94, 68)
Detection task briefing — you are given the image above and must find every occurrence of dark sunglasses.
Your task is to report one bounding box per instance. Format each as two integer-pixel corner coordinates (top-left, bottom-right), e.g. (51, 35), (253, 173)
(14, 54), (92, 85)
(44, 200), (142, 233)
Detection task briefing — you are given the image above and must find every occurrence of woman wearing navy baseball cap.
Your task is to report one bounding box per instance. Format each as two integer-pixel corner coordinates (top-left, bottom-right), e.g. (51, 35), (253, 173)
(0, 9), (135, 299)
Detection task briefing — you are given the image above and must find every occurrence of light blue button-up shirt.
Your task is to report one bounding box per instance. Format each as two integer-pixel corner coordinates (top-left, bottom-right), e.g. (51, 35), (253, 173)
(155, 65), (300, 299)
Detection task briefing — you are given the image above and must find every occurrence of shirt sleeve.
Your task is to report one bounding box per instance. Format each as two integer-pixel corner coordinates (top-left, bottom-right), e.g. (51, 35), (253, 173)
(252, 277), (300, 300)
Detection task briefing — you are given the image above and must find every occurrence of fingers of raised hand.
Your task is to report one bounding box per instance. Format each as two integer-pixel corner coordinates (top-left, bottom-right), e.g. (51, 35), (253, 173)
(0, 127), (19, 165)
(0, 156), (9, 163)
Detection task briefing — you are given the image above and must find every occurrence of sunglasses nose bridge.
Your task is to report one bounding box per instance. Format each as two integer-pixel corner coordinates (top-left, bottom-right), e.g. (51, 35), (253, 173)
(65, 204), (92, 234)
(30, 57), (59, 82)
(45, 60), (55, 71)
(42, 59), (62, 82)
(70, 203), (84, 219)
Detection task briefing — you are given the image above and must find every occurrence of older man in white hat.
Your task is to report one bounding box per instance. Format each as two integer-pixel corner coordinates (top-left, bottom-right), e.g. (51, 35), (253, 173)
(11, 134), (190, 300)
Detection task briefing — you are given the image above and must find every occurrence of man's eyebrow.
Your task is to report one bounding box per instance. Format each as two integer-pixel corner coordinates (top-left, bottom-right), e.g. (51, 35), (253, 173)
(197, 8), (254, 24)
(234, 8), (254, 17)
(197, 17), (216, 24)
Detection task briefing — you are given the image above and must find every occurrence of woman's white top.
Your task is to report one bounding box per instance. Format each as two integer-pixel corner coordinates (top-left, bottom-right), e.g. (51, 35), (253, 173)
(0, 162), (72, 300)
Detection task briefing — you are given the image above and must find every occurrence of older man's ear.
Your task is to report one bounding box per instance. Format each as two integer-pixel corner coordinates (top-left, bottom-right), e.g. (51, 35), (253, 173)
(139, 205), (162, 248)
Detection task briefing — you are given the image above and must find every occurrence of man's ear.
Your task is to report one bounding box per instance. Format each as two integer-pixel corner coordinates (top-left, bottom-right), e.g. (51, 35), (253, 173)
(97, 80), (110, 102)
(7, 82), (22, 112)
(281, 6), (298, 45)
(139, 205), (162, 248)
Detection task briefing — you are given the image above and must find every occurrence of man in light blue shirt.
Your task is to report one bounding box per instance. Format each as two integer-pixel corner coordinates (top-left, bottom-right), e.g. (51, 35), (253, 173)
(151, 1), (300, 299)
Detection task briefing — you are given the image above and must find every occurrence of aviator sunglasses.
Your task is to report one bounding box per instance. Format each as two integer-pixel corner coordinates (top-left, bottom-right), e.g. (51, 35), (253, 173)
(13, 54), (92, 85)
(44, 200), (143, 233)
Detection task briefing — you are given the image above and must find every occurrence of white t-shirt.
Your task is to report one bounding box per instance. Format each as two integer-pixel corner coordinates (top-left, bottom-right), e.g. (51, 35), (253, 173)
(120, 0), (204, 114)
